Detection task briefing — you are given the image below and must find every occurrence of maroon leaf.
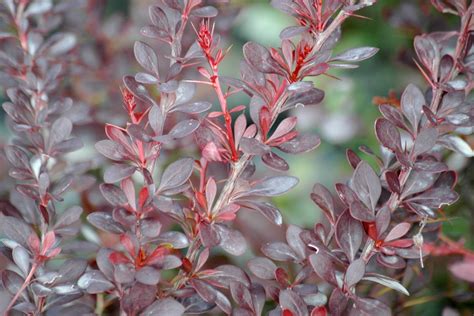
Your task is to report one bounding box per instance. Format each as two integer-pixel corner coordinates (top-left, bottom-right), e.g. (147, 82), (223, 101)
(351, 161), (381, 211)
(344, 258), (366, 288)
(141, 298), (185, 316)
(335, 211), (363, 261)
(311, 184), (336, 223)
(158, 158), (194, 192)
(401, 84), (425, 131)
(248, 257), (277, 280)
(262, 242), (298, 262)
(375, 118), (401, 152)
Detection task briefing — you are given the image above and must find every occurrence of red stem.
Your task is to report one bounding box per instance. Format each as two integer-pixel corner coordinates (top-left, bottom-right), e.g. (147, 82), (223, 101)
(5, 263), (38, 315)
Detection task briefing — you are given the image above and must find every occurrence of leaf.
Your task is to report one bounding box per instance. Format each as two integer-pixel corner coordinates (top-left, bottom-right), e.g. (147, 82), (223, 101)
(55, 206), (82, 228)
(229, 281), (253, 309)
(449, 258), (474, 283)
(122, 283), (156, 314)
(401, 170), (437, 198)
(375, 118), (401, 152)
(412, 127), (438, 156)
(172, 101), (212, 114)
(134, 41), (159, 75)
(247, 176), (299, 197)
(240, 137), (270, 155)
(335, 211), (363, 261)
(158, 158), (194, 192)
(309, 251), (337, 285)
(238, 201), (283, 225)
(248, 257), (277, 280)
(285, 88), (325, 109)
(280, 25), (307, 39)
(262, 152), (289, 171)
(48, 33), (76, 56)
(439, 135), (474, 157)
(140, 298), (185, 316)
(95, 140), (127, 161)
(0, 216), (35, 247)
(278, 134), (321, 154)
(344, 258), (365, 288)
(243, 42), (280, 74)
(311, 184), (336, 223)
(50, 117), (72, 146)
(355, 298), (391, 316)
(332, 47), (379, 62)
(362, 274), (410, 295)
(135, 266), (161, 285)
(349, 200), (375, 222)
(87, 212), (125, 234)
(216, 225), (247, 256)
(12, 246), (30, 276)
(286, 225), (306, 259)
(190, 279), (217, 302)
(401, 84), (425, 131)
(279, 289), (309, 316)
(77, 270), (114, 294)
(193, 6), (218, 17)
(100, 184), (127, 206)
(352, 161), (381, 211)
(161, 119), (200, 140)
(104, 164), (137, 183)
(262, 242), (298, 262)
(385, 223), (411, 242)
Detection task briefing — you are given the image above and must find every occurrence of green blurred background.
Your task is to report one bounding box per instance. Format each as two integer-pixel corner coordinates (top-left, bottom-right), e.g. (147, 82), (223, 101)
(1, 0), (473, 314)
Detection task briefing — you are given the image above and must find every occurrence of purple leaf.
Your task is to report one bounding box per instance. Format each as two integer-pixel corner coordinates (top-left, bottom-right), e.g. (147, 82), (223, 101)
(286, 225), (306, 259)
(100, 183), (127, 206)
(355, 298), (391, 316)
(413, 127), (438, 156)
(332, 47), (379, 62)
(248, 257), (277, 280)
(243, 42), (281, 74)
(95, 140), (127, 161)
(262, 242), (298, 262)
(279, 289), (308, 316)
(87, 212), (125, 234)
(309, 251), (337, 285)
(193, 6), (218, 18)
(247, 176), (299, 197)
(216, 225), (247, 256)
(362, 274), (410, 295)
(280, 26), (307, 39)
(77, 270), (114, 294)
(172, 101), (212, 114)
(240, 137), (270, 155)
(335, 211), (363, 261)
(352, 161), (381, 211)
(104, 164), (136, 183)
(385, 223), (411, 242)
(401, 84), (425, 131)
(311, 183), (336, 223)
(134, 41), (159, 76)
(238, 201), (283, 225)
(375, 118), (401, 152)
(344, 258), (365, 288)
(349, 199), (375, 222)
(262, 152), (289, 171)
(0, 216), (35, 247)
(158, 158), (194, 192)
(135, 266), (161, 285)
(140, 298), (185, 316)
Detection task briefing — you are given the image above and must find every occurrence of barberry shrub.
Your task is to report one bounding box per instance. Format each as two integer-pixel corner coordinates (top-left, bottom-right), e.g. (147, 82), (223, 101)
(0, 0), (473, 315)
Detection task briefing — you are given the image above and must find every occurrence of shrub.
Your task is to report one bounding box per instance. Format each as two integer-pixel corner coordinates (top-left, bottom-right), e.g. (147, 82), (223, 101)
(1, 0), (473, 315)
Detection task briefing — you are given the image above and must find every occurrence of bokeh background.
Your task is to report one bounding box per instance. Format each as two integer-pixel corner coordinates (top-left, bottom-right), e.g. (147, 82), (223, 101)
(1, 0), (473, 315)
